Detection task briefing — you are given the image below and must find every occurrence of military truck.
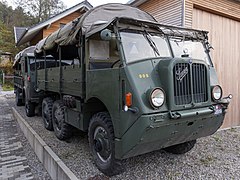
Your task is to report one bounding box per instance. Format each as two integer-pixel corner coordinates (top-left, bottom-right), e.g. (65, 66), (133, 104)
(20, 4), (231, 176)
(13, 46), (71, 117)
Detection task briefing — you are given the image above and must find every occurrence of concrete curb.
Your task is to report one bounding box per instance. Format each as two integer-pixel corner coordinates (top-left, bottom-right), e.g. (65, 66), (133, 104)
(12, 107), (79, 180)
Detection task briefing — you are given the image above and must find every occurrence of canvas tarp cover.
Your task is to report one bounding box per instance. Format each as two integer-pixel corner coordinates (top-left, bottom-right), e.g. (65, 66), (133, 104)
(35, 3), (156, 55)
(13, 46), (35, 67)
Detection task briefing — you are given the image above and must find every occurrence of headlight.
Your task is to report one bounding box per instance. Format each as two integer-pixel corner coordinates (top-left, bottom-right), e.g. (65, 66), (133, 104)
(149, 88), (165, 108)
(212, 85), (222, 100)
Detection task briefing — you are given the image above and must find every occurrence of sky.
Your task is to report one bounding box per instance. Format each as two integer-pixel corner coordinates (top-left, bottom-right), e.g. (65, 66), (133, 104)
(5, 0), (130, 8)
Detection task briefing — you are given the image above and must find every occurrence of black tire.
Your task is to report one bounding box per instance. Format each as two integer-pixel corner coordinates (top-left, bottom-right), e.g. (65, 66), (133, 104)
(52, 100), (72, 140)
(88, 112), (123, 176)
(25, 99), (35, 117)
(16, 89), (23, 106)
(164, 140), (196, 154)
(42, 97), (54, 131)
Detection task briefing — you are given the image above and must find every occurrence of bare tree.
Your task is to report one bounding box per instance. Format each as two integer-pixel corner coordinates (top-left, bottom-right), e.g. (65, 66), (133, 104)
(15, 0), (66, 22)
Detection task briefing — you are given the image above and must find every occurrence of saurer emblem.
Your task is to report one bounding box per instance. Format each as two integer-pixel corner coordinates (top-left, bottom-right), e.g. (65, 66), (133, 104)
(176, 67), (188, 81)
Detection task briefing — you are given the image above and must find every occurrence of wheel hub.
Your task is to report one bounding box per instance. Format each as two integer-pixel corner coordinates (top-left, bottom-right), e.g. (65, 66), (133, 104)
(94, 139), (103, 152)
(93, 126), (111, 162)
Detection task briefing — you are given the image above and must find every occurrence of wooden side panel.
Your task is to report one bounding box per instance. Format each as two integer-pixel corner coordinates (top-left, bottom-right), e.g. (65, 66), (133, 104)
(185, 0), (240, 27)
(192, 8), (240, 128)
(43, 11), (83, 38)
(138, 0), (183, 26)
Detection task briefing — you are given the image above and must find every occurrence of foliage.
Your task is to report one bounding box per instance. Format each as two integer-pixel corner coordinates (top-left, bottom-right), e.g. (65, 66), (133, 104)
(0, 56), (14, 74)
(14, 0), (66, 22)
(0, 21), (18, 55)
(2, 81), (14, 91)
(0, 1), (36, 28)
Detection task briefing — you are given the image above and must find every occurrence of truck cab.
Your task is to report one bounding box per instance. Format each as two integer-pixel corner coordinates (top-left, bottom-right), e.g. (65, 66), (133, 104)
(30, 4), (231, 176)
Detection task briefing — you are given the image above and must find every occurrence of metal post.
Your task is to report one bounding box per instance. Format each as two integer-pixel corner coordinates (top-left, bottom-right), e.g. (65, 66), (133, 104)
(59, 46), (62, 96)
(44, 51), (47, 90)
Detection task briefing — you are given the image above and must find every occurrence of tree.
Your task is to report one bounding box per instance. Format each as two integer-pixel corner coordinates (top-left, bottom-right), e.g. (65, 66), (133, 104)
(0, 21), (18, 54)
(0, 1), (36, 28)
(15, 0), (66, 22)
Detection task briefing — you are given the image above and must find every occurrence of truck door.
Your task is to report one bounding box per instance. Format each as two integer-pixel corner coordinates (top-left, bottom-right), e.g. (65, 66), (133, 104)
(86, 38), (121, 132)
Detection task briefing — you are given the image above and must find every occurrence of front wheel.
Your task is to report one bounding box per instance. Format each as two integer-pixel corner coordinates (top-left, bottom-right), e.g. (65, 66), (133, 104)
(163, 140), (196, 154)
(52, 100), (72, 140)
(88, 112), (123, 176)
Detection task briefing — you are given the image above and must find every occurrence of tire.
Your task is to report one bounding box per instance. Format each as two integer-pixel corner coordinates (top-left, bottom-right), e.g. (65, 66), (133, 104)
(42, 97), (54, 131)
(15, 89), (23, 106)
(52, 100), (72, 140)
(25, 99), (35, 117)
(88, 112), (123, 176)
(163, 140), (196, 154)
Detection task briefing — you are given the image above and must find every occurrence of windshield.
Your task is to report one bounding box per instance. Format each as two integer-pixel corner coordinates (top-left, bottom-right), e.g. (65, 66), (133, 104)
(170, 39), (210, 65)
(120, 32), (171, 63)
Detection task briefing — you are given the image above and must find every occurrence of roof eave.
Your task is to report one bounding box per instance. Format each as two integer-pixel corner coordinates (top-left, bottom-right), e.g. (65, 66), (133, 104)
(127, 0), (148, 6)
(16, 1), (93, 46)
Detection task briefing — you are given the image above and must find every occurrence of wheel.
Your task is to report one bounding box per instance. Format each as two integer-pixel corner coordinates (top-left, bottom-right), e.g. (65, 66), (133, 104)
(163, 140), (196, 154)
(15, 89), (23, 106)
(42, 97), (54, 131)
(88, 112), (123, 176)
(52, 100), (72, 140)
(25, 99), (35, 117)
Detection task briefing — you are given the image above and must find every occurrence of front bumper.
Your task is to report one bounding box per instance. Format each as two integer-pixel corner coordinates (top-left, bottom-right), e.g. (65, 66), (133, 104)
(115, 105), (226, 159)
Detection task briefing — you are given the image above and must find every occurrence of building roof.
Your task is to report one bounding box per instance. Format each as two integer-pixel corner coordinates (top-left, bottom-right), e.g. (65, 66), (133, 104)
(35, 3), (157, 57)
(14, 27), (27, 44)
(127, 0), (148, 6)
(14, 0), (93, 46)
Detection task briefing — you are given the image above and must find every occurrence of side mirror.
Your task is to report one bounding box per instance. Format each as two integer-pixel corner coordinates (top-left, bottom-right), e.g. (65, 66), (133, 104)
(100, 29), (112, 41)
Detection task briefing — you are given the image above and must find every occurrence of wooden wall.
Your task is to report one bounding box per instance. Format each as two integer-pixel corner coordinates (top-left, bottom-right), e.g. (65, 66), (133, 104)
(43, 11), (83, 38)
(184, 0), (240, 28)
(192, 8), (240, 128)
(138, 0), (183, 26)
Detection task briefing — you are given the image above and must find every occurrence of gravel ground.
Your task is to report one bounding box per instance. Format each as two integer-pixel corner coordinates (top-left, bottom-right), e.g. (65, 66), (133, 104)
(8, 97), (240, 179)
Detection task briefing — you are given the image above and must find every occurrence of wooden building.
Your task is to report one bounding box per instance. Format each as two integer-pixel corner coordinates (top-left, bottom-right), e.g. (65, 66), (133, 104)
(14, 1), (92, 46)
(129, 0), (240, 128)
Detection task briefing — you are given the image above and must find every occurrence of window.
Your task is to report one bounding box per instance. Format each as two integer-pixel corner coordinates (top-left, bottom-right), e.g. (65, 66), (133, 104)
(120, 32), (171, 63)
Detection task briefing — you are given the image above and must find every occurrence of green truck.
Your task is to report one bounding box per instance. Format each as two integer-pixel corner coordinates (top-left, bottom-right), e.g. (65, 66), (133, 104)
(14, 4), (231, 176)
(13, 46), (71, 117)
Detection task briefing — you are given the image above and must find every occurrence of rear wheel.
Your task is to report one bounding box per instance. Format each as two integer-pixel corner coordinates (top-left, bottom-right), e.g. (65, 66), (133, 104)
(164, 140), (196, 154)
(52, 100), (72, 140)
(25, 99), (35, 117)
(15, 89), (23, 106)
(88, 112), (123, 176)
(42, 97), (54, 131)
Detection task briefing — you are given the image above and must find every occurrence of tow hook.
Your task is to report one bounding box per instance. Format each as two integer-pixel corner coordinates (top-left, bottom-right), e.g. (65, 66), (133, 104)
(219, 94), (233, 111)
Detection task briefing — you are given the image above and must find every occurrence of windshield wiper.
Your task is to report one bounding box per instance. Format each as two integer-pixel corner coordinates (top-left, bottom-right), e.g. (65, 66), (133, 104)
(143, 30), (160, 56)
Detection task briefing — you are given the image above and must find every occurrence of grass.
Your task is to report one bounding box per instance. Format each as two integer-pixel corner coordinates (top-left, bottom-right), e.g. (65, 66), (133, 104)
(2, 83), (14, 91)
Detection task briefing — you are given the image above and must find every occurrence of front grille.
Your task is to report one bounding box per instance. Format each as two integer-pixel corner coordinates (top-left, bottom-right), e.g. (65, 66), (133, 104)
(192, 63), (208, 103)
(173, 63), (208, 105)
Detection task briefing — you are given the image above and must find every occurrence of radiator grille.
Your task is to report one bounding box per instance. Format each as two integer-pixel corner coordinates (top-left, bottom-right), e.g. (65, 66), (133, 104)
(192, 63), (208, 103)
(173, 63), (208, 105)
